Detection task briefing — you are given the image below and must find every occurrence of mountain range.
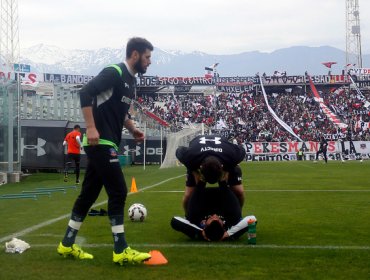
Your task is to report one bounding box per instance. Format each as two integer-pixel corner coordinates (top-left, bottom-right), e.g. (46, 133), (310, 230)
(19, 44), (370, 77)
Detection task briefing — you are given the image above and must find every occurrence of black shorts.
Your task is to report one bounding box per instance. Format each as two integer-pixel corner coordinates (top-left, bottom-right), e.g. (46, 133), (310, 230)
(67, 153), (80, 164)
(186, 165), (242, 187)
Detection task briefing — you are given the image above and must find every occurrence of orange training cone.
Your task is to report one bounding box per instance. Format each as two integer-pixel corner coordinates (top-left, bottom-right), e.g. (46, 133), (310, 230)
(144, 250), (168, 265)
(130, 177), (138, 193)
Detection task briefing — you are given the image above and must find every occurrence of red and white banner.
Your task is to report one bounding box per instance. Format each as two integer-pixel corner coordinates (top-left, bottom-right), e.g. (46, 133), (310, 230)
(0, 70), (43, 86)
(308, 75), (348, 129)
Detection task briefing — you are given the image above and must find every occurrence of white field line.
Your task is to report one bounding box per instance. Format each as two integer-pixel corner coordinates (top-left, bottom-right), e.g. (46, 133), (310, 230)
(0, 174), (185, 243)
(29, 243), (370, 251)
(145, 190), (370, 193)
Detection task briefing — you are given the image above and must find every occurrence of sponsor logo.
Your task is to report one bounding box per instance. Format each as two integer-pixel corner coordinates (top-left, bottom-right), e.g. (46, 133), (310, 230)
(360, 144), (366, 149)
(121, 96), (132, 104)
(199, 136), (221, 144)
(109, 148), (118, 157)
(21, 138), (46, 156)
(122, 145), (163, 156)
(123, 145), (141, 156)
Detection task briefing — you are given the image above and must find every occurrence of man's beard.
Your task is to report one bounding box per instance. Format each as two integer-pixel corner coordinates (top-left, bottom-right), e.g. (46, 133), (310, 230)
(133, 56), (147, 74)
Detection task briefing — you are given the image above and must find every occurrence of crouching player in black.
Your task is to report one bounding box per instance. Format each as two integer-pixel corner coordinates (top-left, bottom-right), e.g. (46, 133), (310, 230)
(171, 134), (257, 241)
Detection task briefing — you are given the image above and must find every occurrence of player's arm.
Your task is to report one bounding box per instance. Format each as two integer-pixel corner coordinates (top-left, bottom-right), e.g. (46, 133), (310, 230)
(230, 184), (244, 208)
(63, 134), (68, 146)
(228, 165), (245, 208)
(222, 215), (257, 240)
(171, 216), (203, 240)
(81, 107), (99, 146)
(124, 116), (144, 143)
(79, 67), (121, 145)
(183, 186), (195, 214)
(76, 135), (81, 146)
(182, 170), (203, 214)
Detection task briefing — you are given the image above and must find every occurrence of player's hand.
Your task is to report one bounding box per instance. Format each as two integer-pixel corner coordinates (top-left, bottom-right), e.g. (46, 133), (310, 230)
(221, 231), (229, 241)
(220, 170), (228, 182)
(201, 230), (211, 241)
(132, 129), (145, 143)
(192, 171), (203, 184)
(87, 127), (100, 145)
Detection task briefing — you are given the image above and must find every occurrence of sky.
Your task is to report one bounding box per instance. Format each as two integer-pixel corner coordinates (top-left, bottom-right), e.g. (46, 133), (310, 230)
(18, 0), (370, 54)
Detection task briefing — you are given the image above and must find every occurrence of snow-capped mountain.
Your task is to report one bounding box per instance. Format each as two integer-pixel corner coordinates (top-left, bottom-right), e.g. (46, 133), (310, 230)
(19, 44), (369, 77)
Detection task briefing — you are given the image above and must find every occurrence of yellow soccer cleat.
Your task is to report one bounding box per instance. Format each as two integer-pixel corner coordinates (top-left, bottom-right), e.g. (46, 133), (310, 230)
(113, 247), (151, 265)
(57, 242), (93, 260)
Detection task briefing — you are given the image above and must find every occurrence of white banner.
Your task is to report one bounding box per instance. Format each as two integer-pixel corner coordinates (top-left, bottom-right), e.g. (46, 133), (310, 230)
(260, 77), (303, 141)
(349, 68), (370, 76)
(244, 141), (370, 161)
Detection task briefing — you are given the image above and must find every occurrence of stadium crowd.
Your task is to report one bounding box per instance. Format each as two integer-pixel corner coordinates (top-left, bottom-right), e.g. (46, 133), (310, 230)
(137, 88), (370, 143)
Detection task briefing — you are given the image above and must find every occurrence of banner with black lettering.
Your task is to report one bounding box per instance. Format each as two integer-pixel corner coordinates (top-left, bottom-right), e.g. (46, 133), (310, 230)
(244, 141), (370, 161)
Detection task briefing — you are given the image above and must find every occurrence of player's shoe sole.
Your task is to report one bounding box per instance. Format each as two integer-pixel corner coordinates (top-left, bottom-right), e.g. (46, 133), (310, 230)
(57, 242), (93, 260)
(113, 247), (151, 265)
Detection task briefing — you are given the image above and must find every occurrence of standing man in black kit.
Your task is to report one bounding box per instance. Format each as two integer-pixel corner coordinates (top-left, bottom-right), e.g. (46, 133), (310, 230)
(57, 37), (153, 265)
(315, 136), (328, 163)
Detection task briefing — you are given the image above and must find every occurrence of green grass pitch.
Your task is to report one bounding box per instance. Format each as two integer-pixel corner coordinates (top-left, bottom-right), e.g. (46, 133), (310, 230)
(0, 161), (369, 280)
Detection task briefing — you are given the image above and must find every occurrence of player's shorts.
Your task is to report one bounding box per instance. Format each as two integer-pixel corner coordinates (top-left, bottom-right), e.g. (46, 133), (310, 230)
(67, 153), (81, 164)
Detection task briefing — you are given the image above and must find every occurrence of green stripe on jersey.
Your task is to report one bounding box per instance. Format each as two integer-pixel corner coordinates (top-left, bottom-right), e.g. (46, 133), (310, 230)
(82, 134), (119, 151)
(106, 64), (122, 76)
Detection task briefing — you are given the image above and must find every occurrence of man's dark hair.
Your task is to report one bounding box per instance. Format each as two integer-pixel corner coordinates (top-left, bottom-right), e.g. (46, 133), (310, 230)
(200, 156), (223, 184)
(73, 124), (80, 129)
(204, 220), (224, 241)
(126, 37), (153, 58)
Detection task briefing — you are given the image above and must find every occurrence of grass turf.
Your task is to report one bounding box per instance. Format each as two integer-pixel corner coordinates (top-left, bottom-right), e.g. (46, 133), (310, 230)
(0, 161), (369, 280)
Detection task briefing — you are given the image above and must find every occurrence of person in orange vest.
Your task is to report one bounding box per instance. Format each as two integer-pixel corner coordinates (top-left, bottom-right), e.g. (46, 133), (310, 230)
(63, 125), (82, 184)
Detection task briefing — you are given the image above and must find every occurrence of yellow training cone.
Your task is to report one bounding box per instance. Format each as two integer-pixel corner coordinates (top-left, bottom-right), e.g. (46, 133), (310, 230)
(130, 177), (138, 193)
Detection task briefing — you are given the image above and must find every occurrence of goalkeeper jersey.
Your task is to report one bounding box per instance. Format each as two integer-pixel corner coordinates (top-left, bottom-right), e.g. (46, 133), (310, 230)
(79, 62), (136, 148)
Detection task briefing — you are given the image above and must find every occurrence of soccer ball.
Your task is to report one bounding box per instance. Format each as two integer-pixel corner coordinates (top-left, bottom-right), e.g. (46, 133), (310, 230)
(128, 203), (147, 222)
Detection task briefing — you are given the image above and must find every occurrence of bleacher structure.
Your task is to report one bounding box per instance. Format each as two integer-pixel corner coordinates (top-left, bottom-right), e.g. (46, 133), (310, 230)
(160, 123), (206, 169)
(20, 84), (83, 121)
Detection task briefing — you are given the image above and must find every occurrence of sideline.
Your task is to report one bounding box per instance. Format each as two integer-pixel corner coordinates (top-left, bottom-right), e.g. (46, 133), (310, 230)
(145, 189), (370, 193)
(30, 243), (370, 251)
(0, 174), (185, 243)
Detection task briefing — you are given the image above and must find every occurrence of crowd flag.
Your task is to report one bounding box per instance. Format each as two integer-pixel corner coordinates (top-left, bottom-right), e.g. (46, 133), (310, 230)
(321, 62), (337, 68)
(259, 76), (303, 141)
(347, 74), (370, 108)
(307, 74), (348, 129)
(204, 63), (219, 78)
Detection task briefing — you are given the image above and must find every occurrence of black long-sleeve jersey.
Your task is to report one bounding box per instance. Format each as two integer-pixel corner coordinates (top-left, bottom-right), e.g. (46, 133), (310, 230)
(176, 134), (246, 172)
(79, 63), (136, 147)
(319, 138), (328, 151)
